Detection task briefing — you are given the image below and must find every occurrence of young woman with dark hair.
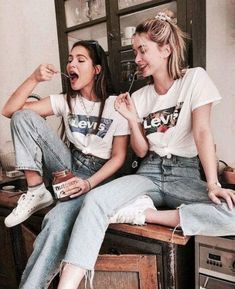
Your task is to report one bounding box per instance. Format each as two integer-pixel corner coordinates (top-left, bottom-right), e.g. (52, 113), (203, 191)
(2, 40), (130, 288)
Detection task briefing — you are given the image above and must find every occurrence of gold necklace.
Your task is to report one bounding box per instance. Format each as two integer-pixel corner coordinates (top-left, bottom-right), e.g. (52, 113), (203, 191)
(78, 95), (96, 120)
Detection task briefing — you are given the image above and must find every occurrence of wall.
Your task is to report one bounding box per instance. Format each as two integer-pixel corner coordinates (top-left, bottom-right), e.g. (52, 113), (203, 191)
(207, 0), (235, 166)
(0, 0), (62, 153)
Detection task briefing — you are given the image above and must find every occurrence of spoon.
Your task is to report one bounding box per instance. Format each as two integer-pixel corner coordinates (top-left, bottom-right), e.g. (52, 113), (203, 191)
(58, 71), (71, 78)
(128, 71), (138, 93)
(47, 66), (71, 78)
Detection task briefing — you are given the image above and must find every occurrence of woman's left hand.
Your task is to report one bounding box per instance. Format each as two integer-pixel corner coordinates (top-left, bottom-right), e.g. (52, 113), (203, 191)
(63, 177), (91, 198)
(208, 186), (235, 210)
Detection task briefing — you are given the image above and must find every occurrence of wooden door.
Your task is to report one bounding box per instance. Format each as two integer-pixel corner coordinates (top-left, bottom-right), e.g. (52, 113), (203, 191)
(78, 254), (158, 289)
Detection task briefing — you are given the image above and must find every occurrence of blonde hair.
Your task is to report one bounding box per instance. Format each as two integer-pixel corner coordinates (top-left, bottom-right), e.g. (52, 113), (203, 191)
(135, 10), (188, 79)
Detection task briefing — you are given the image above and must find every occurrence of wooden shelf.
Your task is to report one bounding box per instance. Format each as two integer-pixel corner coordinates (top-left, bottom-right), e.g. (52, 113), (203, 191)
(0, 173), (25, 185)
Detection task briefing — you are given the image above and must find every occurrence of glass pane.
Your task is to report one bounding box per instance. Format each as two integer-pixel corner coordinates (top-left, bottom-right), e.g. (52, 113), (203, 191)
(120, 1), (177, 46)
(67, 22), (108, 51)
(65, 0), (106, 27)
(118, 0), (151, 10)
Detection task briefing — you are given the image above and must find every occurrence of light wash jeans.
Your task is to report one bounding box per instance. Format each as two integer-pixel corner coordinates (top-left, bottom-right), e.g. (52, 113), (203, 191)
(60, 152), (235, 272)
(15, 110), (235, 288)
(10, 110), (106, 289)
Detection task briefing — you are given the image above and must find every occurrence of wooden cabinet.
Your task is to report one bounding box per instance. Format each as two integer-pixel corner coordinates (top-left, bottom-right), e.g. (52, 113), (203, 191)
(79, 254), (158, 289)
(97, 225), (194, 289)
(0, 216), (18, 289)
(0, 175), (194, 289)
(0, 201), (56, 289)
(0, 192), (194, 289)
(54, 0), (206, 94)
(77, 224), (194, 289)
(0, 177), (55, 289)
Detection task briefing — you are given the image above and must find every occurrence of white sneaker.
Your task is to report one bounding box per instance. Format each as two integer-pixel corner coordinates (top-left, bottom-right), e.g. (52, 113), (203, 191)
(5, 189), (54, 227)
(110, 195), (157, 226)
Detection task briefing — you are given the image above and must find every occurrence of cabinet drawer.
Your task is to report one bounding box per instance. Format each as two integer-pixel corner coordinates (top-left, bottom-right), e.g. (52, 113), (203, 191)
(79, 254), (158, 289)
(99, 229), (194, 289)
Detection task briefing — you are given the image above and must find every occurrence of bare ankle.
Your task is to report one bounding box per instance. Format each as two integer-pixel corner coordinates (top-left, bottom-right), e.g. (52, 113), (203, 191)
(24, 170), (43, 187)
(58, 263), (86, 289)
(144, 208), (159, 223)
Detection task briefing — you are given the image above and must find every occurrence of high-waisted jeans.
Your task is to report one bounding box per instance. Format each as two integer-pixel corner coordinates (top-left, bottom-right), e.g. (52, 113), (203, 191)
(15, 110), (235, 289)
(59, 152), (235, 272)
(10, 110), (106, 289)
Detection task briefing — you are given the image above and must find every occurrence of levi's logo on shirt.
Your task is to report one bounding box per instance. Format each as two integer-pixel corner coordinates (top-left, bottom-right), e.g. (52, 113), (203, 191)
(68, 114), (113, 138)
(143, 102), (183, 136)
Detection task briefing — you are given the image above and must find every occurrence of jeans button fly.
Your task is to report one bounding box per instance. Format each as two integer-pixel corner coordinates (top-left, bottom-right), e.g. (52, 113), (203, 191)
(166, 153), (172, 159)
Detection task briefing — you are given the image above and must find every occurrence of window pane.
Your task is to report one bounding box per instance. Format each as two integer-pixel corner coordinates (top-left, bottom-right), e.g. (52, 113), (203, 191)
(120, 1), (177, 46)
(67, 23), (108, 51)
(118, 0), (151, 10)
(65, 0), (106, 27)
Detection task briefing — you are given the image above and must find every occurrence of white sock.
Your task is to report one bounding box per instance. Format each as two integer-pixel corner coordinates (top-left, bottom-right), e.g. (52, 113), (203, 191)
(28, 183), (46, 193)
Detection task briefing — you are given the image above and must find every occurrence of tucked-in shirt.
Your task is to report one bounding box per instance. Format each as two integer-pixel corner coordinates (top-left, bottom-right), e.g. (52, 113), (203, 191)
(50, 94), (130, 159)
(132, 67), (221, 158)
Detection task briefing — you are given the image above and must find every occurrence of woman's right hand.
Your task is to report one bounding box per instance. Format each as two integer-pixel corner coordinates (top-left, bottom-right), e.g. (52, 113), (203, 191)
(114, 92), (140, 122)
(31, 64), (58, 82)
(61, 177), (91, 198)
(208, 186), (235, 210)
(1, 64), (59, 118)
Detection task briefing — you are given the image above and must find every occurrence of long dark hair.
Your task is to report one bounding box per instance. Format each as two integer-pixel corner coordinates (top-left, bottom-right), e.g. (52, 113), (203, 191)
(60, 40), (114, 142)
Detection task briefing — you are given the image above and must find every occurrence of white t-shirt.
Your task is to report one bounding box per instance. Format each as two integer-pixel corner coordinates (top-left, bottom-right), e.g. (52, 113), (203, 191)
(132, 67), (221, 158)
(50, 94), (130, 159)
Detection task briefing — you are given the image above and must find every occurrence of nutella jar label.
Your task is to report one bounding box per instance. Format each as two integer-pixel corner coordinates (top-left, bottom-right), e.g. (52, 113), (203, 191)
(52, 181), (70, 199)
(52, 170), (76, 201)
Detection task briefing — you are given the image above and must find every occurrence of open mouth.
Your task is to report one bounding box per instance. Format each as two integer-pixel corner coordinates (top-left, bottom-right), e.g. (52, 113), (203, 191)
(69, 72), (79, 81)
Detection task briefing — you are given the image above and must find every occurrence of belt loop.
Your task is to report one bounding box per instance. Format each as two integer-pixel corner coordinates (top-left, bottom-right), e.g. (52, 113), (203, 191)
(172, 155), (177, 164)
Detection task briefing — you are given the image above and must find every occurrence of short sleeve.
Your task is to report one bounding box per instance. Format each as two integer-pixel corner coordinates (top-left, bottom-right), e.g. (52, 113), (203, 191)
(114, 112), (130, 136)
(50, 94), (67, 116)
(131, 86), (150, 119)
(191, 68), (222, 111)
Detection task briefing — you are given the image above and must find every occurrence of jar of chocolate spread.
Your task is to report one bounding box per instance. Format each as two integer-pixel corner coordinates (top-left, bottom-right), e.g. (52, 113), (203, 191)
(52, 170), (76, 201)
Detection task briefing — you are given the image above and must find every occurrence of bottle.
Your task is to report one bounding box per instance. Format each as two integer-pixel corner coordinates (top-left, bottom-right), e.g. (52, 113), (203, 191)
(52, 170), (76, 201)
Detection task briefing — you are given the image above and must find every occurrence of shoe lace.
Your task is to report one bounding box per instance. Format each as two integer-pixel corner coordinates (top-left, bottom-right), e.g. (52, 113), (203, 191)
(13, 193), (34, 215)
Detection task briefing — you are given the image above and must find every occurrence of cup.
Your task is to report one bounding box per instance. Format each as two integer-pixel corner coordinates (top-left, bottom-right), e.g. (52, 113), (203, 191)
(124, 26), (136, 39)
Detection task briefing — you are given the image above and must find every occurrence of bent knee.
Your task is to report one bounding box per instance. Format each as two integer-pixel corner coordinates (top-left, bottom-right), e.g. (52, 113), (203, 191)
(11, 109), (40, 127)
(11, 109), (34, 121)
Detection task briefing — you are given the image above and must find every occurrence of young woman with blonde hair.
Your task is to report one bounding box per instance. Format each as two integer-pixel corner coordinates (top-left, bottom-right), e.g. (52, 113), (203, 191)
(55, 11), (235, 289)
(12, 11), (235, 289)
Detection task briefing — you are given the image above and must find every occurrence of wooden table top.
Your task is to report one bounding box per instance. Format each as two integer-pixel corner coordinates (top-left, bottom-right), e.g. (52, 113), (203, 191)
(0, 189), (191, 246)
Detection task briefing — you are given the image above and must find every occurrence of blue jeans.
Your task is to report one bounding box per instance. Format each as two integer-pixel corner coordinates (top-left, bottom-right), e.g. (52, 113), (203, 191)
(10, 110), (106, 289)
(16, 110), (235, 288)
(61, 152), (235, 271)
